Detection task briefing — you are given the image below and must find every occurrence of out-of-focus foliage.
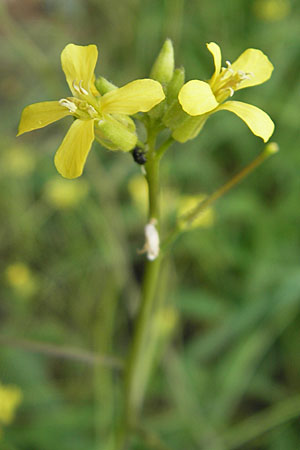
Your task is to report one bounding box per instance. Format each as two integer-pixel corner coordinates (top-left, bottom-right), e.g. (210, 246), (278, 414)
(1, 0), (300, 449)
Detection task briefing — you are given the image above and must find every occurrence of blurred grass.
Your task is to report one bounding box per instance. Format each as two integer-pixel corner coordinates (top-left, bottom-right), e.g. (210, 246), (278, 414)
(1, 0), (300, 448)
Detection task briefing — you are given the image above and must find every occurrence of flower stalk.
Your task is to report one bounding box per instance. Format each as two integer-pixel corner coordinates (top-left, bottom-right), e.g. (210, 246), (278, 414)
(162, 142), (279, 252)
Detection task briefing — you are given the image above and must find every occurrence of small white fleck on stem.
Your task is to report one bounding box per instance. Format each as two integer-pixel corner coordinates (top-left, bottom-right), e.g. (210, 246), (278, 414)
(139, 218), (160, 260)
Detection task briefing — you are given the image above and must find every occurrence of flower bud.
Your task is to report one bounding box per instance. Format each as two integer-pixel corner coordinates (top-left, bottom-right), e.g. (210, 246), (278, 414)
(163, 100), (188, 130)
(167, 67), (185, 103)
(150, 39), (174, 85)
(264, 141), (279, 155)
(95, 76), (118, 95)
(95, 116), (137, 151)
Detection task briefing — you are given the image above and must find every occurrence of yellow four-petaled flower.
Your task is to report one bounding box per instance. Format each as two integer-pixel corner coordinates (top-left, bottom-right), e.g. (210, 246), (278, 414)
(177, 42), (274, 142)
(18, 44), (165, 179)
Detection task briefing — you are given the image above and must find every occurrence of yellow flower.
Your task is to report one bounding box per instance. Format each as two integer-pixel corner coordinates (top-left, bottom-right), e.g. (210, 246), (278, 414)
(18, 44), (165, 179)
(0, 383), (22, 425)
(177, 42), (274, 143)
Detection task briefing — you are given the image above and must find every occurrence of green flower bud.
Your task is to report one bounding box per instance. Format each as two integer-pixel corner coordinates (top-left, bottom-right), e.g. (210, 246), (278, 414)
(95, 115), (137, 151)
(95, 76), (118, 95)
(163, 100), (188, 130)
(167, 67), (185, 103)
(150, 39), (174, 85)
(172, 115), (208, 143)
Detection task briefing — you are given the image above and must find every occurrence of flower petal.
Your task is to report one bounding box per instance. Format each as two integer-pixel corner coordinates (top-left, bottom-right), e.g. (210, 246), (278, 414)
(17, 101), (70, 136)
(231, 48), (274, 89)
(217, 100), (274, 142)
(61, 44), (98, 95)
(178, 80), (218, 116)
(54, 119), (94, 179)
(206, 42), (222, 86)
(99, 79), (165, 115)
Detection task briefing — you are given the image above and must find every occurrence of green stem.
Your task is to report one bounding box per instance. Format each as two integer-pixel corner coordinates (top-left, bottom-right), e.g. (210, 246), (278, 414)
(116, 128), (164, 448)
(161, 144), (278, 252)
(125, 256), (162, 424)
(156, 136), (174, 160)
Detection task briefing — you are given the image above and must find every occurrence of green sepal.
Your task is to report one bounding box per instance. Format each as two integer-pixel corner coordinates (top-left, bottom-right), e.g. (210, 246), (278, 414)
(172, 115), (208, 143)
(94, 115), (137, 151)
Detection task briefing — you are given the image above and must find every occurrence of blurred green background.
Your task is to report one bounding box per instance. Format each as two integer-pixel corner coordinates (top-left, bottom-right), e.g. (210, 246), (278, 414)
(1, 0), (300, 449)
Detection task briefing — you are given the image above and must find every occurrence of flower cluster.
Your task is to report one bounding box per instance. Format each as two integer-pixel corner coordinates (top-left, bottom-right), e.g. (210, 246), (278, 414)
(18, 41), (274, 179)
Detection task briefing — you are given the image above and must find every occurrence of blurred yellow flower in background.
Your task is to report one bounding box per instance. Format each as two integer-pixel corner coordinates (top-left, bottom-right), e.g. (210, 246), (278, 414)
(128, 174), (148, 216)
(128, 174), (177, 219)
(2, 145), (35, 177)
(0, 382), (22, 426)
(253, 0), (290, 21)
(44, 177), (89, 209)
(18, 44), (165, 179)
(177, 42), (274, 143)
(5, 263), (38, 298)
(177, 194), (215, 229)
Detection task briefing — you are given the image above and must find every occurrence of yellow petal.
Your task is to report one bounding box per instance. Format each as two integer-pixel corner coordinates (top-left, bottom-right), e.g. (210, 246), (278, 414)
(178, 80), (218, 116)
(99, 79), (165, 115)
(206, 42), (222, 86)
(17, 101), (70, 136)
(231, 48), (274, 89)
(54, 119), (94, 179)
(217, 101), (274, 142)
(61, 44), (98, 95)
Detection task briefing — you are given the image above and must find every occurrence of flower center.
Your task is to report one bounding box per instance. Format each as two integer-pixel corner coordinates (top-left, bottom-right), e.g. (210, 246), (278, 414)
(59, 78), (102, 119)
(59, 96), (99, 120)
(212, 61), (253, 102)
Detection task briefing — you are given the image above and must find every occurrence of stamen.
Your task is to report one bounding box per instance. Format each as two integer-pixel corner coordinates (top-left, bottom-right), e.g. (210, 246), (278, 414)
(59, 98), (77, 113)
(228, 87), (234, 97)
(79, 80), (89, 95)
(87, 105), (97, 117)
(72, 81), (81, 94)
(237, 70), (249, 81)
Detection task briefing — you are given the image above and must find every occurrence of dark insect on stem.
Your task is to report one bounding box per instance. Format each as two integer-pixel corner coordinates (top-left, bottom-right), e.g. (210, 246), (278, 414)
(132, 147), (147, 165)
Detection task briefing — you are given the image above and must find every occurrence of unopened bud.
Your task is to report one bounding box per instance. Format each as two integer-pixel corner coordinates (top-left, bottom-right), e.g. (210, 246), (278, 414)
(163, 100), (188, 130)
(167, 67), (185, 103)
(95, 116), (137, 151)
(95, 76), (118, 95)
(264, 141), (279, 155)
(150, 39), (174, 85)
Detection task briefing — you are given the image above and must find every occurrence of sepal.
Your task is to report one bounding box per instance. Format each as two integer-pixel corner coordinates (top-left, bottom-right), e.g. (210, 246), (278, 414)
(172, 115), (208, 143)
(94, 115), (137, 151)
